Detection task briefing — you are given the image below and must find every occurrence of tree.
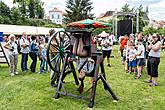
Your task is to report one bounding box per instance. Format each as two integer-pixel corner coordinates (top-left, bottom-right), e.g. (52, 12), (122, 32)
(35, 0), (45, 19)
(120, 4), (147, 33)
(136, 5), (145, 32)
(28, 0), (35, 18)
(10, 7), (21, 24)
(14, 0), (45, 19)
(0, 1), (12, 24)
(64, 0), (94, 23)
(121, 3), (134, 12)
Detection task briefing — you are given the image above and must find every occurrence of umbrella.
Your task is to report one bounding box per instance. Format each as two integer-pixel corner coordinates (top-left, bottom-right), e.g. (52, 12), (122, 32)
(98, 31), (109, 37)
(67, 19), (112, 28)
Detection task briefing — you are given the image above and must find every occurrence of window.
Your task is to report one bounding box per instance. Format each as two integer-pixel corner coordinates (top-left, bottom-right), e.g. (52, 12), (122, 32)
(52, 14), (54, 19)
(57, 14), (60, 19)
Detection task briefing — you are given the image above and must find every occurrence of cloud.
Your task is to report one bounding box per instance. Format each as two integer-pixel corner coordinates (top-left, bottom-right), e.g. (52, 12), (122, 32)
(126, 0), (161, 5)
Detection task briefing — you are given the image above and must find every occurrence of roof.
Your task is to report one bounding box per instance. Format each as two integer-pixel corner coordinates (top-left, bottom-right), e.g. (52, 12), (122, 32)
(97, 13), (105, 19)
(103, 11), (115, 17)
(0, 24), (64, 35)
(49, 7), (63, 12)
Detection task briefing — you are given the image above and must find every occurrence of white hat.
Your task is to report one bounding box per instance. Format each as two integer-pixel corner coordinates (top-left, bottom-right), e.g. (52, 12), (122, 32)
(9, 34), (15, 40)
(152, 33), (157, 37)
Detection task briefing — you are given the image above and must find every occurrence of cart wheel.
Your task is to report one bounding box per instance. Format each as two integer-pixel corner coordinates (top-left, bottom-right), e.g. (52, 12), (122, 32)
(47, 30), (71, 80)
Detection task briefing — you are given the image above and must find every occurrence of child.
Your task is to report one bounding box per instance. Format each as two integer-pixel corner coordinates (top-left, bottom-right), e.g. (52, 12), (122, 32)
(136, 39), (145, 79)
(122, 45), (127, 65)
(39, 40), (48, 73)
(4, 34), (18, 76)
(72, 34), (94, 93)
(128, 43), (137, 75)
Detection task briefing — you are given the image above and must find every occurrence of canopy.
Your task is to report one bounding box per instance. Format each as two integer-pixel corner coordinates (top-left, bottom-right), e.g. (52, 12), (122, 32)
(98, 31), (109, 37)
(0, 24), (64, 35)
(67, 19), (112, 28)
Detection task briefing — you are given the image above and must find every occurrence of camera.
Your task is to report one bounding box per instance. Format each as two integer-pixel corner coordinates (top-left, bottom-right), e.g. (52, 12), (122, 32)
(10, 46), (14, 51)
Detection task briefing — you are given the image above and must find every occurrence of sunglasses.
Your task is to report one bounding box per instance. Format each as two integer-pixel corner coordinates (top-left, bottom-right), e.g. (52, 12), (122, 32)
(152, 36), (157, 38)
(137, 40), (142, 42)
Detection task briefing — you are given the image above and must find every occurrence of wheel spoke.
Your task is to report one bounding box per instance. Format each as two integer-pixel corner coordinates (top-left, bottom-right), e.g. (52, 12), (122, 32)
(64, 43), (70, 50)
(52, 36), (60, 47)
(53, 54), (61, 71)
(50, 43), (59, 51)
(50, 53), (59, 62)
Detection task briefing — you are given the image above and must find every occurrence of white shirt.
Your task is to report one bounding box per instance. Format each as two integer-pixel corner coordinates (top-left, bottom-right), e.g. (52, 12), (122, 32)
(149, 41), (161, 58)
(137, 44), (145, 59)
(20, 37), (29, 54)
(129, 48), (137, 61)
(101, 37), (113, 50)
(110, 34), (116, 43)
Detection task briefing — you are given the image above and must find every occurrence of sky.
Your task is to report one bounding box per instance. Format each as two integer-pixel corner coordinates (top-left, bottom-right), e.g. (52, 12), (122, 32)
(2, 0), (165, 21)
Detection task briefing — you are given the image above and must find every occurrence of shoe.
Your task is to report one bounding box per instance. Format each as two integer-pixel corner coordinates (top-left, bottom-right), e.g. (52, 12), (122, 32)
(14, 72), (18, 75)
(39, 71), (43, 74)
(107, 64), (111, 67)
(150, 83), (158, 86)
(50, 82), (57, 87)
(146, 79), (152, 83)
(31, 71), (36, 73)
(10, 73), (15, 76)
(137, 75), (141, 79)
(77, 85), (84, 94)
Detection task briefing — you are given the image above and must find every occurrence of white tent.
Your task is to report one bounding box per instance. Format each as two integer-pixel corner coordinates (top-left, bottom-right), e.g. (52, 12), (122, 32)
(0, 24), (64, 35)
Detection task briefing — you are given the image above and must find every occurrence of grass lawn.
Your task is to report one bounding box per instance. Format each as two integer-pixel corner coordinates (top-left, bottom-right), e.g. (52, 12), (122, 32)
(0, 45), (165, 110)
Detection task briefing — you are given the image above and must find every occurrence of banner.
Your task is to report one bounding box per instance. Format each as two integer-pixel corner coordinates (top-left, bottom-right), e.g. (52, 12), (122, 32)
(0, 32), (3, 42)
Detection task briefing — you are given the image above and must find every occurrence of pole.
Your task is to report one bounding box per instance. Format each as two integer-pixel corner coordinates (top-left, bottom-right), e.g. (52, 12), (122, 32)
(115, 9), (118, 38)
(112, 17), (114, 34)
(132, 17), (133, 34)
(136, 9), (139, 33)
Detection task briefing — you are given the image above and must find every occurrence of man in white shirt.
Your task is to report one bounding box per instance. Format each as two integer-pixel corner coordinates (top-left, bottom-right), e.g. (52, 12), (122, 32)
(20, 32), (29, 72)
(101, 35), (113, 67)
(109, 33), (116, 57)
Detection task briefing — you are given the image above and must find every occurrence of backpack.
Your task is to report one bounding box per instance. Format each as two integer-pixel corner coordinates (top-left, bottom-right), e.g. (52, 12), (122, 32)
(30, 42), (38, 53)
(17, 40), (21, 54)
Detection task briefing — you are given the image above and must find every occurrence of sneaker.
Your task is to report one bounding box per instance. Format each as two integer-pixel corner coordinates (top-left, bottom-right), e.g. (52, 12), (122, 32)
(150, 83), (158, 86)
(137, 75), (141, 79)
(10, 73), (15, 76)
(107, 64), (111, 67)
(14, 72), (18, 75)
(39, 72), (43, 74)
(50, 82), (57, 87)
(146, 79), (152, 83)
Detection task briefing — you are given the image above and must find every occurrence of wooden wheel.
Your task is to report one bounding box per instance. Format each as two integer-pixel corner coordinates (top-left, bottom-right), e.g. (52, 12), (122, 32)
(47, 30), (71, 80)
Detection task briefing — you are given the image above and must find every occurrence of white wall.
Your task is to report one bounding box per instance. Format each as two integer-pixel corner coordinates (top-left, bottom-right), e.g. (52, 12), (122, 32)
(49, 11), (63, 24)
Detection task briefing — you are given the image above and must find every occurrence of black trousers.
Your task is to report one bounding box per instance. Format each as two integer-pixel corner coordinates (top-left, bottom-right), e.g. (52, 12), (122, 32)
(29, 52), (37, 72)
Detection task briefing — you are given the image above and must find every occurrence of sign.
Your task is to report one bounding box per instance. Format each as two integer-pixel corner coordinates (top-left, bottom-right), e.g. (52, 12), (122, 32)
(0, 32), (3, 42)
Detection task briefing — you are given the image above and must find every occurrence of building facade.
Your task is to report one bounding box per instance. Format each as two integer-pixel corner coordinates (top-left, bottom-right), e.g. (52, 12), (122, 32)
(49, 7), (63, 24)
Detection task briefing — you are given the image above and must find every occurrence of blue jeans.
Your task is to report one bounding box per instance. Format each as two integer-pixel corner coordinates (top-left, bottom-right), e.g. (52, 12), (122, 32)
(40, 58), (48, 73)
(21, 53), (28, 71)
